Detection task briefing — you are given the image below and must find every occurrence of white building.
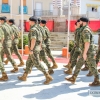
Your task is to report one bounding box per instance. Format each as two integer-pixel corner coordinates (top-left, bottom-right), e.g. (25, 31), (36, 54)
(63, 0), (100, 18)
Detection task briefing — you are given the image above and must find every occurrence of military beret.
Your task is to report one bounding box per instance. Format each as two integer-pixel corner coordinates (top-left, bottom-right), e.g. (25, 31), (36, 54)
(41, 20), (46, 24)
(80, 17), (89, 22)
(29, 16), (37, 22)
(0, 16), (6, 20)
(9, 19), (15, 24)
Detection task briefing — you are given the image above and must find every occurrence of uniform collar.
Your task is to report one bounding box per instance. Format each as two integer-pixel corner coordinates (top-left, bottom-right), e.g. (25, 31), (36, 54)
(31, 24), (36, 28)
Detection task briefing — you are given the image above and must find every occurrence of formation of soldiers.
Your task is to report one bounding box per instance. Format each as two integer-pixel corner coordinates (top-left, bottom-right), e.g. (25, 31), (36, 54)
(64, 17), (100, 86)
(0, 16), (58, 85)
(0, 16), (100, 86)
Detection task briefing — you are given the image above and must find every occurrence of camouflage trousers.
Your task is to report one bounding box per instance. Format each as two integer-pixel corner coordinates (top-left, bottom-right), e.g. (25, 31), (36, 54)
(39, 49), (51, 69)
(25, 51), (46, 74)
(73, 52), (99, 77)
(1, 44), (17, 68)
(70, 47), (88, 69)
(11, 43), (23, 62)
(70, 46), (76, 62)
(45, 45), (55, 64)
(27, 49), (51, 72)
(0, 47), (5, 72)
(96, 49), (100, 64)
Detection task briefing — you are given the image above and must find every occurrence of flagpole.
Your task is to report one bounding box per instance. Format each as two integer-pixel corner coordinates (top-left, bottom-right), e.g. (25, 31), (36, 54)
(21, 0), (24, 56)
(10, 0), (12, 18)
(67, 0), (71, 58)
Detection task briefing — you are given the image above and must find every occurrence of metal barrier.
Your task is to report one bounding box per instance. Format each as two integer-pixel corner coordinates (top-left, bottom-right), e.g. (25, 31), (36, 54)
(34, 10), (53, 17)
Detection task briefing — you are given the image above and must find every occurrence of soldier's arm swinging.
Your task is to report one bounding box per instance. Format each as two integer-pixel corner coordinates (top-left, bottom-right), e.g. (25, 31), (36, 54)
(83, 42), (90, 60)
(30, 38), (36, 51)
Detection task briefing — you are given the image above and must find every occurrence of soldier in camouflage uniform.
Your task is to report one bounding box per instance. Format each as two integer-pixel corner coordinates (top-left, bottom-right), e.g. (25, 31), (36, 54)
(65, 17), (100, 86)
(96, 51), (100, 73)
(39, 19), (54, 74)
(63, 20), (80, 68)
(64, 20), (89, 76)
(0, 17), (18, 73)
(87, 31), (100, 75)
(0, 27), (8, 81)
(4, 19), (24, 67)
(89, 30), (100, 73)
(64, 20), (81, 74)
(18, 17), (53, 84)
(23, 18), (54, 74)
(40, 20), (58, 69)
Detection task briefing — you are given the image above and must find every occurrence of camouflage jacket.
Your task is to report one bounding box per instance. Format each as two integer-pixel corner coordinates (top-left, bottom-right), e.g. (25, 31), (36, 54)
(10, 24), (19, 44)
(0, 28), (4, 47)
(43, 25), (51, 45)
(11, 24), (19, 38)
(36, 24), (46, 48)
(1, 23), (13, 47)
(74, 28), (80, 47)
(79, 25), (94, 53)
(28, 24), (42, 51)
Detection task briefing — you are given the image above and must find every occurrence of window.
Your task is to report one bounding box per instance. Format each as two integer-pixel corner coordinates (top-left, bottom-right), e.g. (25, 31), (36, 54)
(92, 7), (97, 12)
(35, 2), (42, 16)
(87, 4), (98, 12)
(2, 0), (8, 4)
(50, 3), (53, 12)
(35, 2), (42, 10)
(1, 0), (10, 13)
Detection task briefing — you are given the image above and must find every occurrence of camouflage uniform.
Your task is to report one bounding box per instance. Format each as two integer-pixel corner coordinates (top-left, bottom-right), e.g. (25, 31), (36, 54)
(96, 50), (100, 64)
(63, 28), (80, 68)
(0, 28), (5, 73)
(1, 23), (18, 72)
(66, 25), (100, 86)
(18, 24), (53, 84)
(0, 27), (8, 81)
(64, 27), (88, 74)
(43, 25), (58, 69)
(24, 24), (53, 74)
(37, 25), (54, 74)
(4, 24), (24, 66)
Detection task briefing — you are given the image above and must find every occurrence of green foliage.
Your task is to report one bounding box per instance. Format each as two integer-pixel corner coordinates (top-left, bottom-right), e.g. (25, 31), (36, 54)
(18, 35), (28, 49)
(69, 40), (74, 52)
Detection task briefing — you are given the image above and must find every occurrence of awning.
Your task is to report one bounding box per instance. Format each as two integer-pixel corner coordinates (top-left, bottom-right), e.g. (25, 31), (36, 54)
(86, 4), (100, 8)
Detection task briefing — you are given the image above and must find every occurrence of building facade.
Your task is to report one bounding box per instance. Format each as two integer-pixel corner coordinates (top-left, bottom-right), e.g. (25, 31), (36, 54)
(63, 0), (100, 18)
(0, 0), (53, 26)
(0, 0), (100, 26)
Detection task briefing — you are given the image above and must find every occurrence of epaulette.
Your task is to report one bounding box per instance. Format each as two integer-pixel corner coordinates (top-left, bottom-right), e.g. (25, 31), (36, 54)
(84, 26), (92, 34)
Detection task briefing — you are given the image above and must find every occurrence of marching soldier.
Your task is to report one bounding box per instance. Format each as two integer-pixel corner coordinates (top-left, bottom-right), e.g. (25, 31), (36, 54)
(23, 18), (54, 74)
(40, 20), (58, 69)
(63, 19), (81, 70)
(38, 19), (54, 74)
(0, 17), (18, 73)
(0, 26), (8, 81)
(87, 30), (100, 75)
(64, 20), (89, 76)
(65, 17), (100, 86)
(18, 16), (53, 84)
(4, 19), (24, 67)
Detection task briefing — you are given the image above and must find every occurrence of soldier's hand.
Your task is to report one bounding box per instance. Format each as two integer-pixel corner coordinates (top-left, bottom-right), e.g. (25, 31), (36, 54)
(83, 53), (87, 61)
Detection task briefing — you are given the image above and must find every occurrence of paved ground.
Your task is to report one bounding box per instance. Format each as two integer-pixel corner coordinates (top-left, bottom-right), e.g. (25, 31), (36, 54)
(0, 51), (100, 100)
